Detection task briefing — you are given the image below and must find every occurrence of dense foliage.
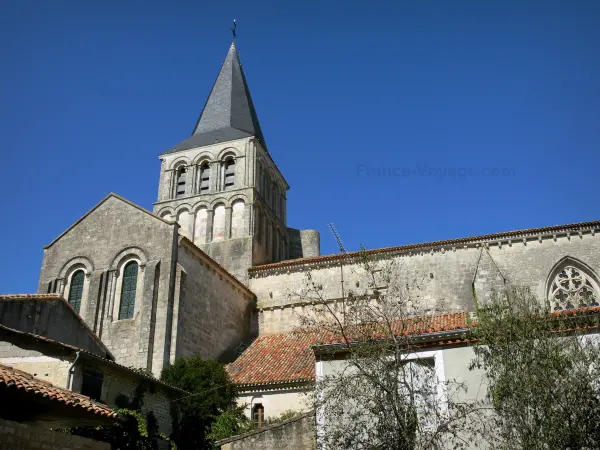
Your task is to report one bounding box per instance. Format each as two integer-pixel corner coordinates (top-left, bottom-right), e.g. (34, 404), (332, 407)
(472, 287), (600, 448)
(160, 357), (235, 450)
(299, 251), (482, 450)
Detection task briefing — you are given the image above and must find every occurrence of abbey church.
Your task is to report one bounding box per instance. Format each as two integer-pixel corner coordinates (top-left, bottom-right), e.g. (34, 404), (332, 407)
(19, 41), (600, 422)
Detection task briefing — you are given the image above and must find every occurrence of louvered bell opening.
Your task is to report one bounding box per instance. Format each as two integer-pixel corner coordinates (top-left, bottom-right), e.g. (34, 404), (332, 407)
(176, 169), (186, 197)
(225, 161), (235, 187)
(200, 167), (210, 192)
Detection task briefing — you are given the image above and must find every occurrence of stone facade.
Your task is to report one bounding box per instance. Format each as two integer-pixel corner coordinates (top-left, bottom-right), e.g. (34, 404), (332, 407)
(236, 387), (311, 421)
(37, 194), (254, 378)
(250, 226), (600, 334)
(0, 419), (110, 450)
(153, 135), (290, 283)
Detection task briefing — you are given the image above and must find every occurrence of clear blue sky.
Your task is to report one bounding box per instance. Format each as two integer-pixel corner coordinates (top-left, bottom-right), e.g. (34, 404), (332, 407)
(1, 0), (599, 292)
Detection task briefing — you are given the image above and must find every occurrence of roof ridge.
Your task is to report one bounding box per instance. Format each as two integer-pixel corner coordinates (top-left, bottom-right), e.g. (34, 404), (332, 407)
(250, 219), (600, 273)
(44, 193), (174, 249)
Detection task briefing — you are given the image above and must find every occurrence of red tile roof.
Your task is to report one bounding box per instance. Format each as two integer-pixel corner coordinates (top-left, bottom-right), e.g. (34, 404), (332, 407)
(249, 220), (600, 273)
(227, 312), (471, 387)
(0, 363), (119, 420)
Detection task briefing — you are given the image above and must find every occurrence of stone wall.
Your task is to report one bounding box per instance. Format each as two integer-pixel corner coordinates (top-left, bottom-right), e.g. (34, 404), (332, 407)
(38, 194), (179, 377)
(71, 360), (177, 437)
(250, 230), (600, 335)
(0, 419), (109, 450)
(173, 240), (254, 362)
(236, 388), (310, 420)
(0, 340), (70, 388)
(218, 412), (315, 450)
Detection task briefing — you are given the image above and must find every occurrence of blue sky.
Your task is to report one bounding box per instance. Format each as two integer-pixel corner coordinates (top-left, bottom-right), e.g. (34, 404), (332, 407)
(1, 0), (599, 292)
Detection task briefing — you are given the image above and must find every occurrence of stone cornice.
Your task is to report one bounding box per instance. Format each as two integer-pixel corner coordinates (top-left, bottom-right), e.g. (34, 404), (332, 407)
(249, 220), (600, 277)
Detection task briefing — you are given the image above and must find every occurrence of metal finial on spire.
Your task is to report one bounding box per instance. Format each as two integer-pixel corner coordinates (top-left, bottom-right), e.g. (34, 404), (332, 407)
(231, 19), (237, 41)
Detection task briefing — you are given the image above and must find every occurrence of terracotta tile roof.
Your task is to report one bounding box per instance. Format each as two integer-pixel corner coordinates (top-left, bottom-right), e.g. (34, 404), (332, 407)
(249, 220), (600, 273)
(227, 312), (471, 387)
(0, 363), (118, 420)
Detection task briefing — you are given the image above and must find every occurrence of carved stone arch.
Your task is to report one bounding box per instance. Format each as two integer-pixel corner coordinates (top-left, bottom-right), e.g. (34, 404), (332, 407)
(210, 197), (229, 209)
(217, 146), (239, 160)
(545, 256), (600, 310)
(157, 207), (174, 218)
(192, 151), (213, 165)
(110, 247), (148, 271)
(228, 193), (248, 207)
(59, 256), (94, 279)
(169, 156), (192, 170)
(192, 200), (210, 212)
(174, 203), (192, 215)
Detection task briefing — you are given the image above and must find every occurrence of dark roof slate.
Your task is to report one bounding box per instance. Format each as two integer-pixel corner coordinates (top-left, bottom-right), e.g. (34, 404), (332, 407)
(164, 42), (266, 154)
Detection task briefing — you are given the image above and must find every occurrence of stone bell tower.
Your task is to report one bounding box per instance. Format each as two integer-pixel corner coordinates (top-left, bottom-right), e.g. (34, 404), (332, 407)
(152, 42), (291, 283)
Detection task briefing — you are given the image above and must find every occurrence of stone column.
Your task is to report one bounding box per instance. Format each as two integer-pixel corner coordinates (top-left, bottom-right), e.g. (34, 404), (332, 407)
(157, 159), (166, 201)
(185, 165), (194, 196)
(246, 203), (253, 238)
(163, 169), (174, 201)
(206, 209), (214, 242)
(107, 270), (118, 321)
(224, 206), (232, 240)
(56, 278), (66, 296)
(210, 162), (220, 192)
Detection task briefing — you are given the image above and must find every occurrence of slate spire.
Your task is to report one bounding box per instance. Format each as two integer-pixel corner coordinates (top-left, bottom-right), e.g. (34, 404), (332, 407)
(166, 42), (267, 153)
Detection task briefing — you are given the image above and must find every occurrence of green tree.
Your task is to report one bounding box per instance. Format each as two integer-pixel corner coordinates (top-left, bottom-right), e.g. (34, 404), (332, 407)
(298, 251), (481, 450)
(161, 358), (235, 450)
(471, 286), (600, 449)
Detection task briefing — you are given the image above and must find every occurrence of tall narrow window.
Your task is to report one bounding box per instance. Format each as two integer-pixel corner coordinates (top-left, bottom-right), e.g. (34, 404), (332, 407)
(194, 208), (208, 245)
(252, 404), (264, 427)
(119, 261), (138, 320)
(176, 167), (187, 198)
(68, 270), (85, 314)
(224, 159), (236, 189)
(199, 162), (210, 193)
(231, 201), (245, 238)
(212, 205), (226, 241)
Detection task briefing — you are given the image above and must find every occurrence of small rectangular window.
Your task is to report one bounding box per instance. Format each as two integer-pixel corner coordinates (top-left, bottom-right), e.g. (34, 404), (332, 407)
(81, 369), (103, 402)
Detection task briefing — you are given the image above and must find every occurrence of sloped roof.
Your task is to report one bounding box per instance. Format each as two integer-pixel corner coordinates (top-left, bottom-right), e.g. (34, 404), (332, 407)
(0, 323), (188, 395)
(0, 294), (114, 360)
(0, 363), (118, 420)
(164, 42), (267, 154)
(227, 312), (471, 387)
(44, 193), (174, 249)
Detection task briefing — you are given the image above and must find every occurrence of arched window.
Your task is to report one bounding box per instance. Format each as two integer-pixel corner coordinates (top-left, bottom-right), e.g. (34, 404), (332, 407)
(549, 265), (600, 311)
(231, 200), (245, 238)
(199, 162), (210, 193)
(68, 270), (85, 314)
(177, 209), (192, 239)
(119, 261), (138, 320)
(212, 205), (226, 241)
(224, 159), (236, 189)
(175, 166), (187, 198)
(252, 403), (264, 427)
(194, 207), (208, 245)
